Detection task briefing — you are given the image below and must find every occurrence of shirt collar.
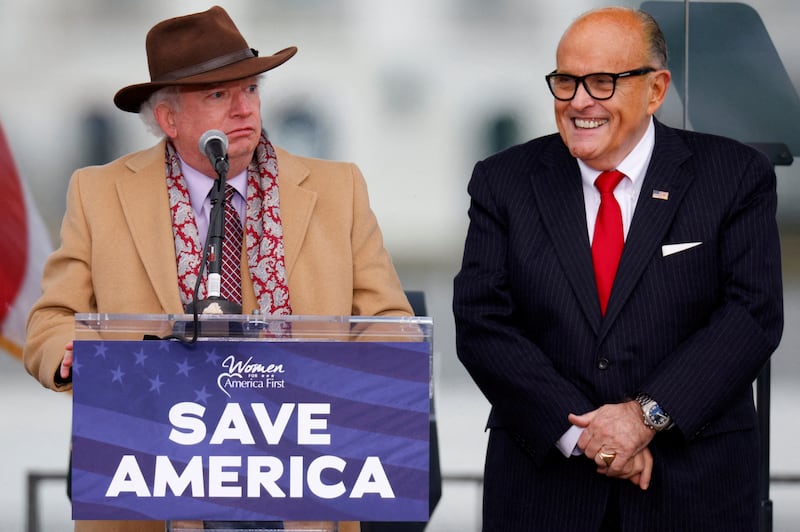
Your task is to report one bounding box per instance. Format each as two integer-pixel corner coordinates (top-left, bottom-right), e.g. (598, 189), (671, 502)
(179, 156), (248, 211)
(578, 117), (656, 188)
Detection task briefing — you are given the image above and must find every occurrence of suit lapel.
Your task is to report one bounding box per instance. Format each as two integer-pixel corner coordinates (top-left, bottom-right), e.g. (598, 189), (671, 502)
(115, 141), (184, 314)
(533, 141), (603, 332)
(602, 122), (694, 326)
(274, 147), (315, 279)
(110, 143), (317, 313)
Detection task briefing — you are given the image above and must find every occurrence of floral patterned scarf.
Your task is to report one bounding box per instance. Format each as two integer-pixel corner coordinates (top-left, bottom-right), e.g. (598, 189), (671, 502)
(165, 131), (292, 315)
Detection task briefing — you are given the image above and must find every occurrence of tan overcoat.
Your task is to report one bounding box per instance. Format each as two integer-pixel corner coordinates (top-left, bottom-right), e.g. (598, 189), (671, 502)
(24, 139), (412, 532)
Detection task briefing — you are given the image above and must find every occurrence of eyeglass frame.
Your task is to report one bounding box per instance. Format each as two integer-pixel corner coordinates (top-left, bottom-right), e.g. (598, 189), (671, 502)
(544, 67), (657, 101)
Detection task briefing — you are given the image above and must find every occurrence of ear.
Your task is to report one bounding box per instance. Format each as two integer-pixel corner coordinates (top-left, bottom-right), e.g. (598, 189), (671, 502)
(647, 69), (672, 115)
(153, 102), (178, 139)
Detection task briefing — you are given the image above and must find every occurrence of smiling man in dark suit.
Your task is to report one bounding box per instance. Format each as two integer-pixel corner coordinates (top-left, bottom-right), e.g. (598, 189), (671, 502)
(453, 6), (783, 531)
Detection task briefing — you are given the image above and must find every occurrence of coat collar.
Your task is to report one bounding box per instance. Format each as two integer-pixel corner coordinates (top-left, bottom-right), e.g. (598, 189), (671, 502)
(274, 145), (314, 279)
(602, 120), (694, 327)
(116, 140), (184, 313)
(533, 138), (601, 330)
(532, 120), (694, 332)
(112, 141), (318, 314)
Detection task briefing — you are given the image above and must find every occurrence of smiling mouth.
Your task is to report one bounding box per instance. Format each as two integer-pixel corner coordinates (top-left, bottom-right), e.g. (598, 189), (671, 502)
(574, 118), (608, 129)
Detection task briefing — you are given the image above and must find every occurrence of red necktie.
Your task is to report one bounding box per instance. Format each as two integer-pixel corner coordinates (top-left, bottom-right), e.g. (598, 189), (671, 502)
(592, 170), (625, 315)
(220, 184), (243, 303)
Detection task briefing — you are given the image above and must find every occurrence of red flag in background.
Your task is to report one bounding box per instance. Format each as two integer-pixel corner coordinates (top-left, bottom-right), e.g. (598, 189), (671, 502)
(0, 122), (52, 360)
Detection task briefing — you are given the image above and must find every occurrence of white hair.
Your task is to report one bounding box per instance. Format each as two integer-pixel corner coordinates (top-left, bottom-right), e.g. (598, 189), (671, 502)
(138, 86), (181, 137)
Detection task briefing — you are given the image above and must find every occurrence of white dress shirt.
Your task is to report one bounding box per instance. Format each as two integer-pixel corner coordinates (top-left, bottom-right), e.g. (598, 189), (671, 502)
(180, 156), (247, 245)
(556, 118), (656, 457)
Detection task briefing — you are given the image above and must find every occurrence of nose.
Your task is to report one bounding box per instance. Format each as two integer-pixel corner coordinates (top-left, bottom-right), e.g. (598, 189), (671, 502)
(570, 81), (596, 109)
(230, 89), (255, 116)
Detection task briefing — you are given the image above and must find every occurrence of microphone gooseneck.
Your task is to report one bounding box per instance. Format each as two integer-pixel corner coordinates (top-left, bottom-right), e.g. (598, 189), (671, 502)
(183, 129), (242, 323)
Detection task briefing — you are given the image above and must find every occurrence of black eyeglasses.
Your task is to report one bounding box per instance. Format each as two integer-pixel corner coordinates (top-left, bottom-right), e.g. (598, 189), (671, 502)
(545, 67), (657, 101)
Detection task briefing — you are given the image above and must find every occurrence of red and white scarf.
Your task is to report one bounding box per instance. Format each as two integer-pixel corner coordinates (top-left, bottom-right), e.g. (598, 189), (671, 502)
(165, 132), (292, 315)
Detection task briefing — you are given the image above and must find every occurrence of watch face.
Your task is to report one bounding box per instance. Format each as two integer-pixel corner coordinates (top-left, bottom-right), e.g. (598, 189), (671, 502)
(647, 403), (669, 427)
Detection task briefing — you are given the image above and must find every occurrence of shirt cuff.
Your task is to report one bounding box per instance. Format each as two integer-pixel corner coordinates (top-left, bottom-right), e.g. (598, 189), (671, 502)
(555, 425), (584, 458)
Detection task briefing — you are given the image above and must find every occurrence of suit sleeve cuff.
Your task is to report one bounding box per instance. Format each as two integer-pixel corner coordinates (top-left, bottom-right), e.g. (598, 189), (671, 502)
(54, 365), (72, 386)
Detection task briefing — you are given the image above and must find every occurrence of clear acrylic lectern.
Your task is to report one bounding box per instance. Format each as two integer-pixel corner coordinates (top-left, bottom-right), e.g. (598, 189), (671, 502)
(71, 313), (433, 532)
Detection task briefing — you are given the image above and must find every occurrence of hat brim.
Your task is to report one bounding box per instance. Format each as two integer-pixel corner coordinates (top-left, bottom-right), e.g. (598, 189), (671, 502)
(113, 46), (297, 113)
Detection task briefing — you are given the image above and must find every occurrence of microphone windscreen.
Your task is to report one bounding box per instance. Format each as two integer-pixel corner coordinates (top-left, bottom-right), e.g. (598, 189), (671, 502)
(198, 129), (228, 155)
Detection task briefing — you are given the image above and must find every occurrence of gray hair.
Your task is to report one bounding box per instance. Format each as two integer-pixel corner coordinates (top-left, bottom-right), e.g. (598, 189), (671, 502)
(139, 86), (181, 137)
(636, 9), (669, 69)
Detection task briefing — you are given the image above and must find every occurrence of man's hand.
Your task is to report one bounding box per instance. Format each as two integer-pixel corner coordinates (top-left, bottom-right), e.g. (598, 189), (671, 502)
(602, 446), (653, 490)
(60, 341), (74, 381)
(569, 401), (655, 489)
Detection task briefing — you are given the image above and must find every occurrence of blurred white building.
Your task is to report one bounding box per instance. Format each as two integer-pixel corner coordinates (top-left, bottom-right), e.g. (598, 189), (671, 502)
(3, 0), (798, 259)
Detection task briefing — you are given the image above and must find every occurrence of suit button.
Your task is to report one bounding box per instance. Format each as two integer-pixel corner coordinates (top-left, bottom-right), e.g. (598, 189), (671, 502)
(597, 358), (610, 370)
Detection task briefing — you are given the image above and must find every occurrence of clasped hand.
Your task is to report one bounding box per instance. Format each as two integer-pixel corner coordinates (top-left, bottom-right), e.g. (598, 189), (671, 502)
(569, 401), (655, 490)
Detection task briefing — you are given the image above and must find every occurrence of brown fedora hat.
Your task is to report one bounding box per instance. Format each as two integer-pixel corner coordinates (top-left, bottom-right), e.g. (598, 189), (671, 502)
(114, 5), (297, 113)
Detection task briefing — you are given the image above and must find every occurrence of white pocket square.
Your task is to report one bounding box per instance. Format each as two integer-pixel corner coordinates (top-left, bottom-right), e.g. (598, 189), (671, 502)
(662, 242), (702, 257)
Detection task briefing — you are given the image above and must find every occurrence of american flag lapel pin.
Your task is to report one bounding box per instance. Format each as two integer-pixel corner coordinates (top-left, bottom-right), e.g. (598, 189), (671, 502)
(652, 189), (669, 201)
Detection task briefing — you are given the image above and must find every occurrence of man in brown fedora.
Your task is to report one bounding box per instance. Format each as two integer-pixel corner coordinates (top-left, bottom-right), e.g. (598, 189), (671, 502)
(24, 5), (411, 532)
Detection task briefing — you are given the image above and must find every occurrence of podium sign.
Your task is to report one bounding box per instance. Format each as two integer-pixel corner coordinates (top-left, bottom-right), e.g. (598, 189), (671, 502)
(70, 314), (432, 523)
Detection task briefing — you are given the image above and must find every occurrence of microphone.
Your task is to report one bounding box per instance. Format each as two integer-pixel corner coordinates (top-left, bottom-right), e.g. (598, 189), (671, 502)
(182, 128), (242, 319)
(199, 129), (229, 176)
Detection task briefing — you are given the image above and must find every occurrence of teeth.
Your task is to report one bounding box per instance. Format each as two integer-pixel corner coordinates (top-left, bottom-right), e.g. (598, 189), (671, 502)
(575, 118), (607, 129)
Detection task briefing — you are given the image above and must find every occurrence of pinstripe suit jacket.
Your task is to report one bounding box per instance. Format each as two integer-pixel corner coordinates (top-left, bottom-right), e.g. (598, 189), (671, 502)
(453, 119), (783, 530)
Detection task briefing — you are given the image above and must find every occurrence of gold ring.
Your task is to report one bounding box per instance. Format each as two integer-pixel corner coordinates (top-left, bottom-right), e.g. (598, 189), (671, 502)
(597, 450), (616, 467)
